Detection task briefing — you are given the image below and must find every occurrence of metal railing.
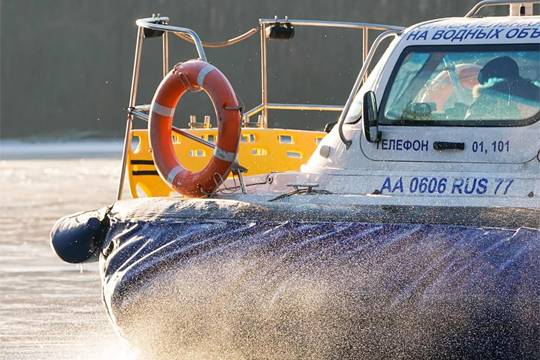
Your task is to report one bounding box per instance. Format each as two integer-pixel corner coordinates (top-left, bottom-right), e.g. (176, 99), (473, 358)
(466, 0), (539, 17)
(135, 16), (207, 61)
(254, 18), (404, 125)
(116, 15), (404, 199)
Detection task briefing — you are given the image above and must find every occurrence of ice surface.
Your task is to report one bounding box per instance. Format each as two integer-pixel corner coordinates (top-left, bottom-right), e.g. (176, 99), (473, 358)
(0, 154), (134, 359)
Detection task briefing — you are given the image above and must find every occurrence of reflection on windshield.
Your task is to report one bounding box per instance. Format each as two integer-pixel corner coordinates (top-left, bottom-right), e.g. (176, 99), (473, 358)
(382, 44), (540, 125)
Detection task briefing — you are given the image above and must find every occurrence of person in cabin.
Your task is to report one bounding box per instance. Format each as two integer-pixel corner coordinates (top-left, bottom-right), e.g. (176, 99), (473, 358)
(466, 56), (540, 120)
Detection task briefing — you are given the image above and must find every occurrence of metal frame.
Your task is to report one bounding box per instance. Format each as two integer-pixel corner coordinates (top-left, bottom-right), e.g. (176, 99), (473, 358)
(118, 15), (209, 199)
(337, 30), (401, 148)
(116, 15), (404, 199)
(135, 16), (207, 60)
(466, 0), (539, 17)
(117, 25), (144, 200)
(251, 19), (404, 125)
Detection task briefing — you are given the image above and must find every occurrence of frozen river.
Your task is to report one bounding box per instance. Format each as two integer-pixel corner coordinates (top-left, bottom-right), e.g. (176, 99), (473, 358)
(0, 142), (135, 359)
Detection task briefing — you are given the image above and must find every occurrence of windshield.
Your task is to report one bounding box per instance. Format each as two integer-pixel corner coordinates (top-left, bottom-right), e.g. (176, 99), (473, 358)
(381, 44), (540, 126)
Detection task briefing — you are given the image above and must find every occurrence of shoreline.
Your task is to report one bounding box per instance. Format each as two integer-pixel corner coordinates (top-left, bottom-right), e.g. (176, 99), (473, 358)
(0, 140), (123, 160)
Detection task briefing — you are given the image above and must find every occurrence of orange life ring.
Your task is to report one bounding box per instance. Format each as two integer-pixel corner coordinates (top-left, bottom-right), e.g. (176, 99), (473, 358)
(421, 64), (481, 111)
(148, 59), (241, 197)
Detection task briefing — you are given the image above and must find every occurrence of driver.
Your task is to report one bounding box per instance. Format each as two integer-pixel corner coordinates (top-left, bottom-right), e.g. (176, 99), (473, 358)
(466, 56), (540, 120)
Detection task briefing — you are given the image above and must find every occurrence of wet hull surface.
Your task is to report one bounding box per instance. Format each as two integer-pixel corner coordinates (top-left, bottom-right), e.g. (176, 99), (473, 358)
(102, 208), (540, 359)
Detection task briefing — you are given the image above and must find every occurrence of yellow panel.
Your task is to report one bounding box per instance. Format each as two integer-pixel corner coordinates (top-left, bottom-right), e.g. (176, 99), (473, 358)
(127, 128), (326, 198)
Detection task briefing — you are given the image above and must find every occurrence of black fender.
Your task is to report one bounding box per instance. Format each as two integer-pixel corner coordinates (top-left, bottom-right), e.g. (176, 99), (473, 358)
(50, 206), (110, 264)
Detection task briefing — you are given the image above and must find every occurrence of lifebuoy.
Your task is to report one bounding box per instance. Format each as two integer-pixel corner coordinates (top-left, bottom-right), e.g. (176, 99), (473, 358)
(148, 59), (241, 197)
(421, 64), (481, 111)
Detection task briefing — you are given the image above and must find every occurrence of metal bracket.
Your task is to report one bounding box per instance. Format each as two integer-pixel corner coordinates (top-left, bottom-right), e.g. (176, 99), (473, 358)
(231, 162), (248, 194)
(266, 16), (295, 40)
(287, 183), (320, 193)
(269, 183), (332, 202)
(224, 105), (244, 111)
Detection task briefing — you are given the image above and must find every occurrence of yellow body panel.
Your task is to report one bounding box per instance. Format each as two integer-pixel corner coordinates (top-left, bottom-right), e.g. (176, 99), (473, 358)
(127, 128), (326, 198)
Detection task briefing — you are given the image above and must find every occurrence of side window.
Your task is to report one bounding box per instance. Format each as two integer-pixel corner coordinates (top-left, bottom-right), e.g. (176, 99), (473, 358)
(380, 44), (540, 127)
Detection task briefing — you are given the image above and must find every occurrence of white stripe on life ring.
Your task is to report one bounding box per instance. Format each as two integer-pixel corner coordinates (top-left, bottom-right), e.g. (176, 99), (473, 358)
(151, 102), (175, 117)
(167, 165), (183, 184)
(197, 64), (216, 87)
(214, 147), (236, 162)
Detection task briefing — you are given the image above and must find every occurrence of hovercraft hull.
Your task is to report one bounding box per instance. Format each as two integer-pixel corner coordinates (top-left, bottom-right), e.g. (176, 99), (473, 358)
(94, 198), (540, 359)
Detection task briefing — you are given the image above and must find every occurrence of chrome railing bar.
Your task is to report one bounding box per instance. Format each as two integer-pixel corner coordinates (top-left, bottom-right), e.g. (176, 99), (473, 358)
(466, 0), (539, 17)
(243, 103), (343, 123)
(337, 30), (401, 149)
(243, 104), (264, 119)
(174, 28), (259, 48)
(259, 19), (404, 32)
(259, 22), (269, 127)
(117, 27), (144, 201)
(362, 27), (369, 82)
(130, 109), (216, 150)
(136, 17), (207, 61)
(137, 103), (343, 114)
(266, 103), (343, 111)
(132, 103), (342, 132)
(133, 104), (151, 111)
(162, 31), (169, 77)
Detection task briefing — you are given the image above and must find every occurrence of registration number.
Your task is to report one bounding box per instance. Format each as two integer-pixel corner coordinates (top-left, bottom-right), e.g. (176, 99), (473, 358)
(379, 176), (514, 195)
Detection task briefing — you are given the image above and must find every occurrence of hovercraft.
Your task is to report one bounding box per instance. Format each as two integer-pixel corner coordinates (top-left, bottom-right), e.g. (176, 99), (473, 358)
(51, 1), (540, 358)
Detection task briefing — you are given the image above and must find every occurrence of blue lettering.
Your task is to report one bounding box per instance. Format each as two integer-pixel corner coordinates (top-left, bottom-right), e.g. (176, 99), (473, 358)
(416, 31), (428, 41)
(432, 30), (444, 40)
(380, 177), (393, 193)
(517, 28), (531, 39)
(443, 30), (457, 40)
(378, 176), (511, 196)
(376, 139), (429, 152)
(488, 28), (503, 39)
(427, 178), (438, 193)
(407, 31), (421, 41)
(503, 179), (514, 195)
(464, 178), (477, 195)
(410, 177), (419, 193)
(506, 28), (519, 39)
(477, 178), (488, 195)
(475, 29), (488, 39)
(392, 177), (404, 193)
(464, 29), (479, 40)
(452, 178), (464, 194)
(437, 178), (448, 193)
(494, 178), (504, 195)
(451, 29), (467, 42)
(403, 140), (412, 150)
